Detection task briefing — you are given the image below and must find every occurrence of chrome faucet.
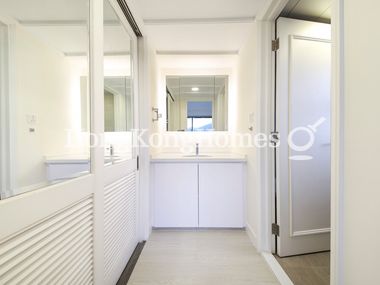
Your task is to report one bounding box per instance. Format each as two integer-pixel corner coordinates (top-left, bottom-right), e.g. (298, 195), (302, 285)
(105, 145), (115, 164)
(106, 144), (114, 157)
(195, 143), (199, 156)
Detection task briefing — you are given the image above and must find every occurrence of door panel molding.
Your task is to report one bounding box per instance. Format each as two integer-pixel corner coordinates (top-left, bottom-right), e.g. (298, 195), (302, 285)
(104, 159), (137, 185)
(104, 171), (138, 285)
(0, 174), (95, 241)
(287, 35), (332, 239)
(291, 34), (331, 44)
(0, 195), (94, 284)
(292, 227), (331, 237)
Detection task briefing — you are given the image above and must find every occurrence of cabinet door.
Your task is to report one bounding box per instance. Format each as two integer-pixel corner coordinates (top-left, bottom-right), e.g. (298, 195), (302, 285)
(199, 163), (244, 228)
(153, 163), (198, 227)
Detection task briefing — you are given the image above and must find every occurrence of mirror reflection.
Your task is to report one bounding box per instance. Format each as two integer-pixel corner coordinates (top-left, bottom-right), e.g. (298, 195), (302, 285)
(0, 0), (91, 198)
(104, 76), (133, 132)
(103, 0), (134, 165)
(166, 76), (228, 132)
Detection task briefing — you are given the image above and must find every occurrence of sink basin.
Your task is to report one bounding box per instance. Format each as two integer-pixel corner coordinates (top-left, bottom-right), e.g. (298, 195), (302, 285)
(183, 154), (211, 158)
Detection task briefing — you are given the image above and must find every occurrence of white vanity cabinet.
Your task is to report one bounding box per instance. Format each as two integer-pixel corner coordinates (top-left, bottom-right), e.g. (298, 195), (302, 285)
(153, 163), (199, 227)
(199, 163), (244, 228)
(152, 159), (245, 228)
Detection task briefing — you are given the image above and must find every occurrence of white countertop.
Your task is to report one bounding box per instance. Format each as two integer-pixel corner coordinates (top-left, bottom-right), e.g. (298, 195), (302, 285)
(45, 155), (122, 164)
(45, 155), (90, 164)
(150, 153), (247, 163)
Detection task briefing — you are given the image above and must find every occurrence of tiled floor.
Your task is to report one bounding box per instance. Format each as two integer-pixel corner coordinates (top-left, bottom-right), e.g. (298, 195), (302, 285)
(128, 229), (279, 285)
(275, 251), (330, 285)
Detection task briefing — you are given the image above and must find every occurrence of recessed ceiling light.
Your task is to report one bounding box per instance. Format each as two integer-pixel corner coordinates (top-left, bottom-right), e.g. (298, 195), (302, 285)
(192, 87), (199, 92)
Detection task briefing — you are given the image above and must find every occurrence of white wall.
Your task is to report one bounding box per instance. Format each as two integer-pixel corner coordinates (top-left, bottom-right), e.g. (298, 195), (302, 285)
(236, 23), (259, 246)
(12, 24), (88, 193)
(337, 0), (380, 283)
(139, 39), (157, 240)
(148, 26), (266, 246)
(149, 47), (159, 134)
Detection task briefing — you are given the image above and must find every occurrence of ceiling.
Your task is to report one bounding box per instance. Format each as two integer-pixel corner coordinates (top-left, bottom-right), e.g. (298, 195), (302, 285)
(280, 0), (332, 23)
(134, 0), (271, 53)
(134, 0), (270, 21)
(0, 0), (333, 56)
(0, 0), (117, 21)
(145, 23), (256, 53)
(0, 0), (130, 55)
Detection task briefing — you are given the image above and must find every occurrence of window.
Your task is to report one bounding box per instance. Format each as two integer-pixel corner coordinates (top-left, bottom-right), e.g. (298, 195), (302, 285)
(186, 101), (213, 131)
(187, 118), (213, 132)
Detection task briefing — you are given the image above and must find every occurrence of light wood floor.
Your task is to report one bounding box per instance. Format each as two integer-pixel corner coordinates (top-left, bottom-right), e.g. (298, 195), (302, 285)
(128, 229), (279, 285)
(275, 252), (330, 285)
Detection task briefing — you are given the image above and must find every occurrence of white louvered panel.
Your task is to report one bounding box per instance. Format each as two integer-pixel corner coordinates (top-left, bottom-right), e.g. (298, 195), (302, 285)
(104, 171), (137, 285)
(0, 196), (94, 285)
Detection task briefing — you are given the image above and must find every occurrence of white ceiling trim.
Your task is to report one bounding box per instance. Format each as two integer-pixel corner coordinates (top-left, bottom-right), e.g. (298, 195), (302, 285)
(144, 17), (255, 25)
(19, 20), (120, 26)
(19, 20), (87, 26)
(64, 51), (130, 57)
(156, 50), (239, 55)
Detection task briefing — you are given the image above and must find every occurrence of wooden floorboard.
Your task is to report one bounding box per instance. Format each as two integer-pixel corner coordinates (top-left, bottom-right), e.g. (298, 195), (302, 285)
(275, 252), (330, 285)
(128, 229), (280, 285)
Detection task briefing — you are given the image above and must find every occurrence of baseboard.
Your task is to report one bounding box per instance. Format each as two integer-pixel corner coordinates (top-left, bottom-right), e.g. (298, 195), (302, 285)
(261, 252), (294, 285)
(246, 223), (258, 248)
(245, 224), (293, 285)
(116, 241), (146, 285)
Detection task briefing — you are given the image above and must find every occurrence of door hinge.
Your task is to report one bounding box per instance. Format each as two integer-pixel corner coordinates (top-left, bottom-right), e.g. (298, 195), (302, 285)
(136, 155), (140, 171)
(272, 38), (279, 51)
(272, 223), (280, 236)
(270, 131), (279, 145)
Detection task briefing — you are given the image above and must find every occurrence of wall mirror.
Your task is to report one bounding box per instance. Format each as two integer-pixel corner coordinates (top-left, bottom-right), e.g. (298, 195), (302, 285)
(101, 0), (135, 164)
(81, 76), (133, 133)
(0, 0), (91, 198)
(166, 75), (228, 132)
(104, 76), (133, 132)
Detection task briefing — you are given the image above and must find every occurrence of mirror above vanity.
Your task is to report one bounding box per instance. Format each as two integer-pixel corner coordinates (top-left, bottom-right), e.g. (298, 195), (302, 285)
(166, 75), (228, 132)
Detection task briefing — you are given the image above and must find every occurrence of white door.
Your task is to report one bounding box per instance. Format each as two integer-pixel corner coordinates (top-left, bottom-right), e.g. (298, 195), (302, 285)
(275, 17), (331, 257)
(103, 0), (140, 283)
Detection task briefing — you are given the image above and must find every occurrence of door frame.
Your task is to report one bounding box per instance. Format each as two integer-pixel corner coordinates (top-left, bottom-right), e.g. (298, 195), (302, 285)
(93, 0), (141, 283)
(254, 0), (287, 254)
(330, 0), (344, 283)
(0, 20), (9, 199)
(257, 0), (344, 284)
(0, 18), (16, 199)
